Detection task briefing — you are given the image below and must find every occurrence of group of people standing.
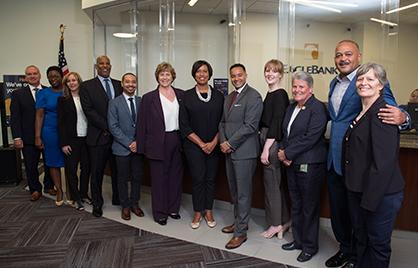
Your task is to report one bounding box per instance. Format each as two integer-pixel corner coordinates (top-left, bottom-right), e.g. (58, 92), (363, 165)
(10, 39), (409, 268)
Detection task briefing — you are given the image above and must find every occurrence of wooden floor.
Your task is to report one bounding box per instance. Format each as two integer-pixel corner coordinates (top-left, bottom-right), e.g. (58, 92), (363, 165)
(0, 185), (295, 268)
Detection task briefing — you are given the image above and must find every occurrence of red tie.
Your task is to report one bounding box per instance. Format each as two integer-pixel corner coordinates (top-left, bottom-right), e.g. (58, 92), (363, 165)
(228, 91), (238, 111)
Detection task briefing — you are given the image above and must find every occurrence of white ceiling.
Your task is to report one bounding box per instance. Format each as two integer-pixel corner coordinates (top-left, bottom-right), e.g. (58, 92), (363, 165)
(93, 0), (418, 26)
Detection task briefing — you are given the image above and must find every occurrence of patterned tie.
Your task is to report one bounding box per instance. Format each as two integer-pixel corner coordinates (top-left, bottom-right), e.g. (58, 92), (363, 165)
(228, 90), (238, 111)
(104, 78), (112, 99)
(128, 97), (136, 124)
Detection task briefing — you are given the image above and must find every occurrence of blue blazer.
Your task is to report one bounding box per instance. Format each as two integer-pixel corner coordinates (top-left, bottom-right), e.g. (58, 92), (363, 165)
(136, 87), (184, 160)
(280, 95), (328, 165)
(108, 94), (141, 156)
(327, 76), (397, 175)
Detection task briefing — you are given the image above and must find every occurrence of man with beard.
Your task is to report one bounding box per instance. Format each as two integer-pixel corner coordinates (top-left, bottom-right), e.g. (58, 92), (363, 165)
(80, 56), (122, 217)
(325, 40), (409, 268)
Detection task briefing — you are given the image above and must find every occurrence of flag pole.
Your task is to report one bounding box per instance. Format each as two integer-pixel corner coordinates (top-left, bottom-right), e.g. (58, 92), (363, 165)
(58, 24), (69, 75)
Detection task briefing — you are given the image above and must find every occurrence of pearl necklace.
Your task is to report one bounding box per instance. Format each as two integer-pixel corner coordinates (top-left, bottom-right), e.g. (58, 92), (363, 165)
(195, 86), (212, 102)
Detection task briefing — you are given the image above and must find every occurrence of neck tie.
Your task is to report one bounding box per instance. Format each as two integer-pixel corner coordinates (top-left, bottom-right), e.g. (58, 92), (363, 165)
(104, 78), (112, 99)
(128, 97), (136, 124)
(228, 90), (238, 111)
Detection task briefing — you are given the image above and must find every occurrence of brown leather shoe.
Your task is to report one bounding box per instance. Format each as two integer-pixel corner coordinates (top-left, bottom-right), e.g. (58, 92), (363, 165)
(30, 191), (42, 201)
(221, 224), (235, 234)
(121, 208), (131, 220)
(131, 206), (144, 217)
(44, 189), (57, 196)
(225, 235), (247, 249)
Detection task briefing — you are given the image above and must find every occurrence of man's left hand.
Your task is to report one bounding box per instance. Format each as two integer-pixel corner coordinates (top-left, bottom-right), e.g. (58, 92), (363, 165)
(378, 104), (406, 126)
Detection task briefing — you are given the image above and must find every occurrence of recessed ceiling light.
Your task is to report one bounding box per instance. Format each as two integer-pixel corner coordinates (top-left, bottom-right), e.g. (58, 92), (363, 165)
(113, 32), (137, 38)
(188, 0), (198, 7)
(370, 18), (398, 27)
(386, 2), (418, 14)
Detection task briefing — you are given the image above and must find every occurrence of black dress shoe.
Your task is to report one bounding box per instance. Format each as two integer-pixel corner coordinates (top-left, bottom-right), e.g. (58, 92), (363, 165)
(282, 241), (301, 251)
(92, 206), (103, 217)
(325, 250), (350, 267)
(156, 218), (167, 225)
(342, 261), (356, 268)
(297, 251), (314, 262)
(169, 213), (181, 220)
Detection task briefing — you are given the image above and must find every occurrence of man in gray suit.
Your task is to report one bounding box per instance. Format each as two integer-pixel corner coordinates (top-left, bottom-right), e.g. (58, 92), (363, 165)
(108, 73), (144, 221)
(219, 63), (263, 249)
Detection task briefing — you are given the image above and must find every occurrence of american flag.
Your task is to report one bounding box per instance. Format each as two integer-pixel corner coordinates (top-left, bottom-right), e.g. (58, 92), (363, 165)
(59, 37), (69, 75)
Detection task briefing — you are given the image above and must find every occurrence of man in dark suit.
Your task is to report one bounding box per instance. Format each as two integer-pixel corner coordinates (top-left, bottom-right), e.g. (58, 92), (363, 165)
(325, 40), (410, 268)
(219, 63), (263, 249)
(108, 73), (144, 221)
(10, 65), (55, 201)
(80, 56), (122, 217)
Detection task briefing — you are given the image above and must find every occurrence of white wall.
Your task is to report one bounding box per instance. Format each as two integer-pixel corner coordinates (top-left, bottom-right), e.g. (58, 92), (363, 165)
(0, 0), (94, 83)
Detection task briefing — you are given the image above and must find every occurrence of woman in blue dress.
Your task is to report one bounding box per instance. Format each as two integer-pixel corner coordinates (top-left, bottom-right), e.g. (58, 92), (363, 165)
(35, 66), (65, 206)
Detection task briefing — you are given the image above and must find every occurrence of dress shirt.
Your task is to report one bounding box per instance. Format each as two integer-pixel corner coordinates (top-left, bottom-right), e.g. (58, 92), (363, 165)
(234, 83), (247, 94)
(97, 75), (115, 99)
(330, 69), (357, 115)
(122, 92), (136, 115)
(287, 106), (301, 136)
(29, 84), (41, 101)
(73, 96), (88, 137)
(160, 93), (179, 131)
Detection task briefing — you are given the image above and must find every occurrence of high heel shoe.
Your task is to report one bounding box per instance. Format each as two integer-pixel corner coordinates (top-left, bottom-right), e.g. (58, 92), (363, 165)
(277, 222), (291, 239)
(261, 225), (283, 239)
(190, 217), (202, 229)
(55, 191), (64, 207)
(204, 215), (216, 228)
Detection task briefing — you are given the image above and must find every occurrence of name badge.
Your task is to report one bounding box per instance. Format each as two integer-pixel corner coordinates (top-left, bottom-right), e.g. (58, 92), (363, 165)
(299, 164), (308, 173)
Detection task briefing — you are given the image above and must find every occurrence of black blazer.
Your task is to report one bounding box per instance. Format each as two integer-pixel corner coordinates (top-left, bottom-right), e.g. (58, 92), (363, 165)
(343, 96), (404, 212)
(57, 96), (82, 147)
(136, 87), (184, 160)
(79, 77), (122, 146)
(280, 95), (328, 165)
(10, 85), (46, 145)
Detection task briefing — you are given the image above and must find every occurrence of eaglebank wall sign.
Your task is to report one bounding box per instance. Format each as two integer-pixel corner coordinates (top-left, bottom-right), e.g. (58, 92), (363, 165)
(284, 65), (338, 75)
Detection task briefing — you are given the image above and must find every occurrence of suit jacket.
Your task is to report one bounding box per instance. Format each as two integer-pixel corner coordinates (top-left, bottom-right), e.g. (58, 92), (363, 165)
(219, 84), (263, 160)
(136, 87), (184, 160)
(343, 96), (404, 212)
(57, 96), (78, 147)
(79, 77), (122, 146)
(108, 94), (141, 156)
(280, 95), (327, 165)
(10, 85), (46, 145)
(328, 75), (398, 175)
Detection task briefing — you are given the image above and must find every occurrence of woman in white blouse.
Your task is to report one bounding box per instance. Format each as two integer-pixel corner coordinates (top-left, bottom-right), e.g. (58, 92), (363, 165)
(57, 72), (90, 211)
(137, 62), (184, 226)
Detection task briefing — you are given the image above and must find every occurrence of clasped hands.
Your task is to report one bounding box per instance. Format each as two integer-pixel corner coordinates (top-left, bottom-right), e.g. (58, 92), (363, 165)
(278, 149), (292, 166)
(200, 140), (217, 155)
(220, 141), (233, 154)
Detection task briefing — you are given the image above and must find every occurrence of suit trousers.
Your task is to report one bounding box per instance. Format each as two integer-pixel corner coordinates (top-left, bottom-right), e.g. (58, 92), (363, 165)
(88, 143), (118, 208)
(22, 145), (53, 193)
(286, 163), (324, 254)
(148, 131), (183, 221)
(115, 153), (143, 208)
(348, 191), (403, 268)
(184, 145), (218, 212)
(225, 156), (257, 237)
(327, 167), (354, 257)
(260, 128), (290, 226)
(64, 137), (90, 202)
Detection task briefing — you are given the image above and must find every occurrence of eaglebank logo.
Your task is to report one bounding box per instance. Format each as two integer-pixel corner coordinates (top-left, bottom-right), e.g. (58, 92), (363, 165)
(284, 65), (338, 75)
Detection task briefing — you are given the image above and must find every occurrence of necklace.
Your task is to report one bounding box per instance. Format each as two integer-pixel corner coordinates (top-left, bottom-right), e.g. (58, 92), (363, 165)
(195, 86), (211, 102)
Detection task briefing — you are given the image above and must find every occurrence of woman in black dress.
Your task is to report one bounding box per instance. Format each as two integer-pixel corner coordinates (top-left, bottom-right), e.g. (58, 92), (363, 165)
(179, 60), (224, 229)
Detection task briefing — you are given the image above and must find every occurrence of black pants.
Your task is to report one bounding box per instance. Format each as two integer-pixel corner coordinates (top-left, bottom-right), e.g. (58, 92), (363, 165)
(64, 137), (90, 202)
(22, 145), (53, 193)
(348, 191), (403, 268)
(115, 153), (143, 208)
(88, 144), (118, 208)
(184, 145), (218, 212)
(327, 167), (354, 257)
(286, 163), (324, 254)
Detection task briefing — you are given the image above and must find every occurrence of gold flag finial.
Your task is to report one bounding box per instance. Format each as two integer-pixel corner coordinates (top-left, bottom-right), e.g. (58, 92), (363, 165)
(59, 24), (66, 39)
